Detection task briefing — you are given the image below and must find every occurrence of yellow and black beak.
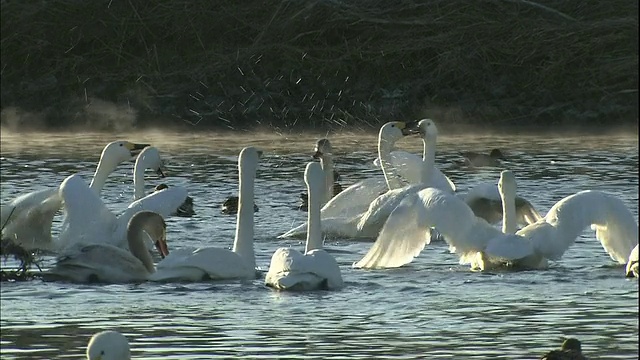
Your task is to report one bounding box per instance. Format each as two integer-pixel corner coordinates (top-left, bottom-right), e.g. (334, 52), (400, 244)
(156, 164), (168, 178)
(312, 149), (322, 159)
(126, 142), (150, 156)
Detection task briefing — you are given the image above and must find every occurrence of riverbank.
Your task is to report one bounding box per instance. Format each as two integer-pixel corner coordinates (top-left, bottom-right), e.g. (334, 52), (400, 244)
(1, 1), (637, 132)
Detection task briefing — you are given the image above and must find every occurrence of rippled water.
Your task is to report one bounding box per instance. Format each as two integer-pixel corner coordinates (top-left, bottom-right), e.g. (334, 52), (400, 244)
(1, 131), (638, 359)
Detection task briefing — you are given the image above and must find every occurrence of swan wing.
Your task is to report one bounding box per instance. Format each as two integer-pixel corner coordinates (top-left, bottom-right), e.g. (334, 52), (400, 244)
(57, 175), (118, 250)
(320, 177), (388, 218)
(1, 188), (62, 250)
(515, 197), (544, 225)
(47, 243), (149, 283)
(356, 183), (426, 234)
(520, 190), (638, 263)
(354, 193), (432, 269)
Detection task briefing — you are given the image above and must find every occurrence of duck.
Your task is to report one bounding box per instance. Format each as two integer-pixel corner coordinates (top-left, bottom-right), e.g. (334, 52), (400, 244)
(540, 338), (587, 360)
(279, 121), (417, 239)
(460, 148), (505, 167)
(220, 195), (259, 215)
(265, 161), (343, 290)
(354, 170), (638, 271)
(148, 147), (262, 282)
(1, 140), (149, 251)
(86, 330), (131, 360)
(45, 210), (168, 283)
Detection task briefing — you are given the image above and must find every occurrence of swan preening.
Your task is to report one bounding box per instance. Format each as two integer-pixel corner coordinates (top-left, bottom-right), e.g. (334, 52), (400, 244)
(355, 170), (638, 271)
(86, 330), (131, 360)
(265, 161), (344, 291)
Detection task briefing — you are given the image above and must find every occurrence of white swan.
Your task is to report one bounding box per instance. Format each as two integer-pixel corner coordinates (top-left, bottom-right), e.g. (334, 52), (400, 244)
(312, 138), (339, 205)
(148, 146), (262, 282)
(626, 244), (639, 278)
(55, 172), (187, 251)
(1, 140), (149, 251)
(279, 121), (415, 239)
(265, 162), (344, 290)
(132, 146), (194, 217)
(354, 170), (638, 271)
(86, 330), (131, 360)
(371, 119), (456, 192)
(462, 181), (543, 227)
(46, 210), (168, 283)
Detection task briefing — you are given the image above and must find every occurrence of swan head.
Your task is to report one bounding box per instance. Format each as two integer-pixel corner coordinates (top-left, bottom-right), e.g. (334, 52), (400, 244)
(498, 170), (517, 199)
(304, 162), (325, 195)
(101, 141), (149, 166)
(135, 146), (167, 177)
(128, 210), (168, 258)
(416, 119), (438, 140)
(239, 146), (262, 173)
(379, 121), (414, 144)
(86, 330), (131, 360)
(312, 138), (333, 159)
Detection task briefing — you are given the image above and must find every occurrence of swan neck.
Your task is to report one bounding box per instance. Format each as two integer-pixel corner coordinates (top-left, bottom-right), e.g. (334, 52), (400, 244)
(305, 187), (323, 253)
(320, 156), (334, 204)
(501, 191), (518, 234)
(89, 160), (115, 195)
(232, 168), (256, 272)
(129, 227), (155, 273)
(133, 159), (146, 200)
(378, 136), (402, 190)
(420, 137), (436, 184)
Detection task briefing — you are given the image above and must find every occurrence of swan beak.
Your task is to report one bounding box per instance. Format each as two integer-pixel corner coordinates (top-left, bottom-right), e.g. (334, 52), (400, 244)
(155, 235), (169, 259)
(312, 150), (322, 159)
(402, 120), (420, 135)
(156, 164), (168, 178)
(126, 142), (151, 156)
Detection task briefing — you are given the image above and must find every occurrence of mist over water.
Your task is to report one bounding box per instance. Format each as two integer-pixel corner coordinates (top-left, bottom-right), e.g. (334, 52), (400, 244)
(1, 131), (638, 359)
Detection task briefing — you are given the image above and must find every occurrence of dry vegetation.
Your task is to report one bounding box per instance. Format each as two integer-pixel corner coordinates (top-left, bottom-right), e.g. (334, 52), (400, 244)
(1, 0), (637, 131)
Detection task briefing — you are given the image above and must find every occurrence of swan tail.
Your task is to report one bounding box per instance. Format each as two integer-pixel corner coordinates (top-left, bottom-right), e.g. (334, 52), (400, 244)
(353, 193), (430, 269)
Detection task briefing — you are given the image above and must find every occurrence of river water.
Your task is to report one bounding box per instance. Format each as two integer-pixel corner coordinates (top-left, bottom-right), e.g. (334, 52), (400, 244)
(0, 130), (638, 359)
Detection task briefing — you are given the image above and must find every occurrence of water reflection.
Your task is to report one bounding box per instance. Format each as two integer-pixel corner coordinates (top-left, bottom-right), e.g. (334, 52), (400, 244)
(0, 132), (638, 359)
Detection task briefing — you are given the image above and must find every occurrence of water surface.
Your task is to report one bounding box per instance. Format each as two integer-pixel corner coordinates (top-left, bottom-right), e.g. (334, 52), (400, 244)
(1, 131), (638, 359)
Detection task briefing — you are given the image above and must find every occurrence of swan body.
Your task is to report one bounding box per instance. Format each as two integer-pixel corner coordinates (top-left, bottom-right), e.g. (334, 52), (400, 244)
(86, 330), (131, 360)
(266, 162), (343, 290)
(148, 147), (261, 282)
(355, 170), (638, 271)
(279, 121), (416, 239)
(56, 173), (187, 251)
(462, 182), (543, 226)
(46, 210), (168, 283)
(372, 150), (456, 191)
(0, 140), (149, 250)
(626, 244), (639, 278)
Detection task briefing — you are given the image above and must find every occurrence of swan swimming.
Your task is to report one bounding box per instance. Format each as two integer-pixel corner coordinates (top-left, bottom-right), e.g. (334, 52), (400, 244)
(86, 330), (131, 360)
(46, 210), (168, 283)
(148, 146), (262, 282)
(1, 140), (149, 251)
(265, 161), (344, 291)
(355, 170), (638, 271)
(279, 121), (416, 239)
